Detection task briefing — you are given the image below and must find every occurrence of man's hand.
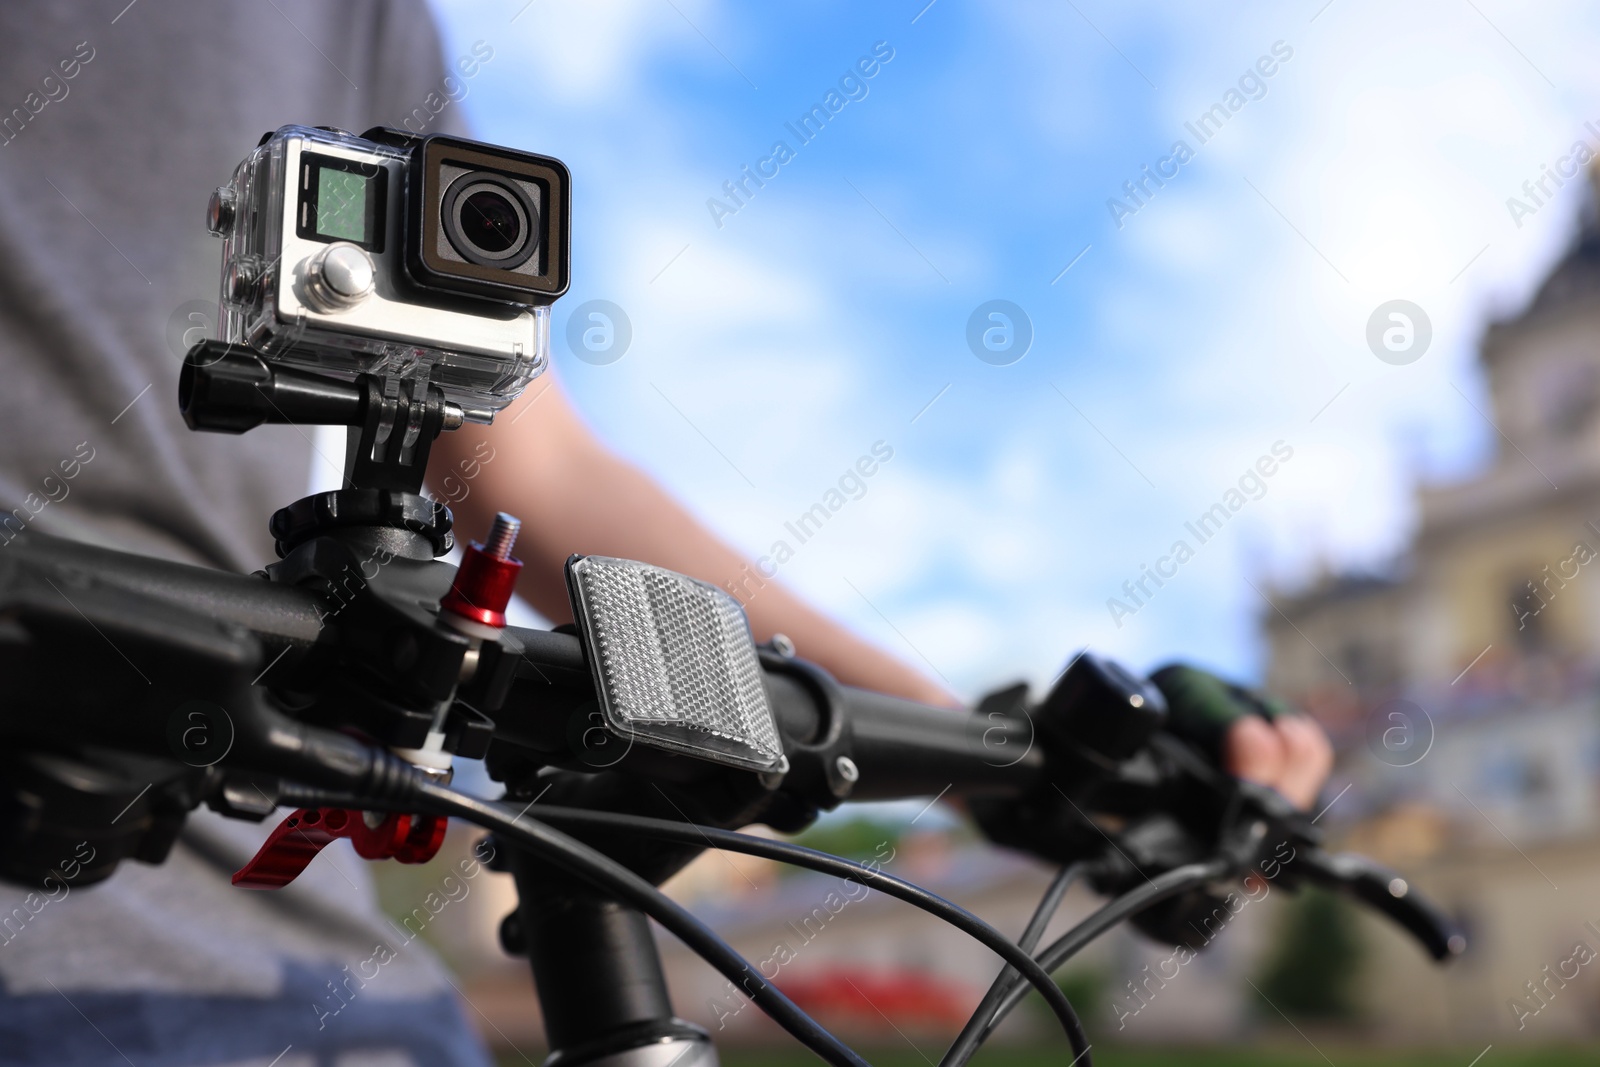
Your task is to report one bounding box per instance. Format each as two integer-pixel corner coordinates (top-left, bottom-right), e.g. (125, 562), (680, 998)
(1149, 664), (1333, 810)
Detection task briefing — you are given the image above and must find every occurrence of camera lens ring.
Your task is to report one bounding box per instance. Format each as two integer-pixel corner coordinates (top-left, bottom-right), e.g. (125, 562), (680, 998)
(441, 171), (541, 270)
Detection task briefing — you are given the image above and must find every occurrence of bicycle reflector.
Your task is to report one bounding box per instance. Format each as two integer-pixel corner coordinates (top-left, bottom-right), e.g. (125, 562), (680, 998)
(565, 555), (787, 774)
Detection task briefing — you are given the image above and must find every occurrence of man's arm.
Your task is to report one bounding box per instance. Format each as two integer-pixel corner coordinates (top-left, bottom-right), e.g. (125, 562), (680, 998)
(428, 378), (1332, 807)
(429, 378), (956, 708)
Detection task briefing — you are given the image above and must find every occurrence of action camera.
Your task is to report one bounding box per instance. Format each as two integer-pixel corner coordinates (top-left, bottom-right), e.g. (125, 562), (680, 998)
(206, 124), (570, 422)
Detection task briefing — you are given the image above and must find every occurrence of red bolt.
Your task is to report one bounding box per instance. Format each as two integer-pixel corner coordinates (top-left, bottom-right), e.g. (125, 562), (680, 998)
(440, 512), (524, 629)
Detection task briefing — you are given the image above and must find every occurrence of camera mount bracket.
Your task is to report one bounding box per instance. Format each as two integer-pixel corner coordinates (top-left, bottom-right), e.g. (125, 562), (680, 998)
(180, 340), (461, 558)
(177, 339), (505, 763)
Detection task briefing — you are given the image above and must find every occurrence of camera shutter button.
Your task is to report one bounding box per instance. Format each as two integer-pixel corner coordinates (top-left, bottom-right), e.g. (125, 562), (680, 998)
(306, 242), (375, 311)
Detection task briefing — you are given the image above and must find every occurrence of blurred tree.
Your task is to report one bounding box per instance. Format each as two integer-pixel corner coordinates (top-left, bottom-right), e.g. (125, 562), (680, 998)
(790, 815), (905, 867)
(1055, 967), (1108, 1027)
(1023, 967), (1108, 1041)
(1254, 886), (1365, 1020)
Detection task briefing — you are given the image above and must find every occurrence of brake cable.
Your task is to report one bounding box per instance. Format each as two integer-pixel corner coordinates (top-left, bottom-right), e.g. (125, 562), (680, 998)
(939, 862), (1085, 1067)
(962, 859), (1230, 1057)
(273, 779), (874, 1067)
(283, 785), (1094, 1067)
(498, 803), (1091, 1062)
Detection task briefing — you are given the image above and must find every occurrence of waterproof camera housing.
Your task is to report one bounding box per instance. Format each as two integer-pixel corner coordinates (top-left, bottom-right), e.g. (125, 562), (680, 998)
(207, 124), (570, 422)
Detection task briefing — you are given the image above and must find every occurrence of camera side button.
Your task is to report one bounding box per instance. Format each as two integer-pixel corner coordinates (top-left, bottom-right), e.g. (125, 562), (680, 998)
(224, 259), (258, 305)
(207, 185), (236, 238)
(305, 242), (375, 312)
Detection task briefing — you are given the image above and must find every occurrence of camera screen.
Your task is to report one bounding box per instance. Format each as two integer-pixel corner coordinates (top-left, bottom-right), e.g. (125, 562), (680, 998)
(297, 154), (386, 253)
(317, 169), (370, 242)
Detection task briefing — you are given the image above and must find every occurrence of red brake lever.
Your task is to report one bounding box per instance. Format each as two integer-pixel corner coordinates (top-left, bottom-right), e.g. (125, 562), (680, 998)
(232, 807), (448, 889)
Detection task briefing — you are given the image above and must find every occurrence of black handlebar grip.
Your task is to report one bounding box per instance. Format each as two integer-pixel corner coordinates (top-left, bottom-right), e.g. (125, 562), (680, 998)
(1300, 849), (1465, 962)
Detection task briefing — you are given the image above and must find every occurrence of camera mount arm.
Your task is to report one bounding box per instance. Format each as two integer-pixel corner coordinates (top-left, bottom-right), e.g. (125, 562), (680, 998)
(181, 340), (464, 558)
(180, 338), (462, 496)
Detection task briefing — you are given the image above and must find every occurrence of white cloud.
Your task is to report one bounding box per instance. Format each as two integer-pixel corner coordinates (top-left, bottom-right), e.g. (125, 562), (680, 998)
(433, 0), (706, 106)
(427, 0), (1600, 691)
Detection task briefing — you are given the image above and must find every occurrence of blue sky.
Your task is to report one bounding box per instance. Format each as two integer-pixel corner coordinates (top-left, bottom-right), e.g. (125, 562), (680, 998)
(424, 0), (1600, 699)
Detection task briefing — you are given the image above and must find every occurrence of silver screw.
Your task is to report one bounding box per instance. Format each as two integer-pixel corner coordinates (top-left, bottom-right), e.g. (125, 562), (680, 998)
(770, 633), (796, 658)
(835, 755), (859, 784)
(484, 512), (521, 560)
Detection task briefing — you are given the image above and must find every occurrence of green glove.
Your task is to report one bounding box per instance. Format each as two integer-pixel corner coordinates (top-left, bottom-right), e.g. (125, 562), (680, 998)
(1148, 663), (1292, 765)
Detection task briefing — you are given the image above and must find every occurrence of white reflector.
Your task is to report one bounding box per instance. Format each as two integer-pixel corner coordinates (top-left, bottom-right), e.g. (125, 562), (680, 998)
(566, 555), (786, 773)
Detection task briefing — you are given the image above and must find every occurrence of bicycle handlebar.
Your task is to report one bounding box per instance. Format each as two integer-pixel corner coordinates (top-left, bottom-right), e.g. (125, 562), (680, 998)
(0, 528), (1462, 1066)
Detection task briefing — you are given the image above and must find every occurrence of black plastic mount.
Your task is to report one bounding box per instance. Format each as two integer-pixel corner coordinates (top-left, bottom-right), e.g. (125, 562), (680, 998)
(180, 341), (456, 557)
(267, 489), (452, 559)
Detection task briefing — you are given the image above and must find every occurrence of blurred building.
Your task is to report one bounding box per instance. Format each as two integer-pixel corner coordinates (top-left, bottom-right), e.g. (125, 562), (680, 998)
(436, 176), (1600, 1066)
(1261, 170), (1600, 1040)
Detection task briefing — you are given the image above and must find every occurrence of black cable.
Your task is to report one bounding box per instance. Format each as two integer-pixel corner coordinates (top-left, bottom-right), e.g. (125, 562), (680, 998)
(282, 781), (872, 1067)
(282, 786), (1092, 1066)
(940, 863), (1084, 1067)
(1018, 864), (1083, 955)
(976, 860), (1230, 1046)
(498, 804), (1092, 1065)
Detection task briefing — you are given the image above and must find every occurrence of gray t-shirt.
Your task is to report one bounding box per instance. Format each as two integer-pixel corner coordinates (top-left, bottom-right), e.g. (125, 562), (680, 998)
(0, 4), (492, 1065)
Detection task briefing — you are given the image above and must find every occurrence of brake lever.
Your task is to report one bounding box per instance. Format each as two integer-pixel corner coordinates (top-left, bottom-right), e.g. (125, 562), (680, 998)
(231, 806), (447, 889)
(1156, 737), (1464, 962)
(1296, 847), (1466, 962)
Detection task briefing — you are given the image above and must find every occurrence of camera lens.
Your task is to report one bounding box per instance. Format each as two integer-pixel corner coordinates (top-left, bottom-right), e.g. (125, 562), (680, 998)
(441, 172), (540, 270)
(460, 190), (521, 253)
